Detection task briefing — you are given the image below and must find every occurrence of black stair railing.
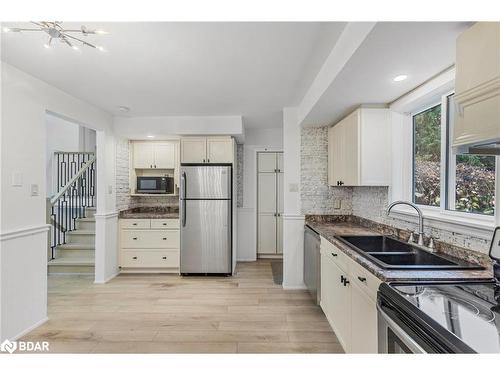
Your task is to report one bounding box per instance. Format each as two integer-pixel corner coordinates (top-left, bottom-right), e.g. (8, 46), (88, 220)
(49, 153), (96, 260)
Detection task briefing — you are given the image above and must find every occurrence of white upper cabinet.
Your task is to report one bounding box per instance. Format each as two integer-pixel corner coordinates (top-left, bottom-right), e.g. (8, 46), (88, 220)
(180, 137), (207, 163)
(133, 142), (154, 169)
(328, 108), (391, 186)
(181, 137), (234, 164)
(453, 22), (500, 150)
(207, 138), (234, 163)
(153, 143), (176, 169)
(133, 141), (178, 169)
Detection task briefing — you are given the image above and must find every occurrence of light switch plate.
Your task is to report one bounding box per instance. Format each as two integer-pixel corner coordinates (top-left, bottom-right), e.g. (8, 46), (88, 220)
(30, 184), (39, 196)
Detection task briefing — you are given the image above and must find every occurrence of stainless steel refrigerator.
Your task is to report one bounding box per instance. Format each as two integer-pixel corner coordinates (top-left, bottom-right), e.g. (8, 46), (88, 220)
(180, 164), (232, 275)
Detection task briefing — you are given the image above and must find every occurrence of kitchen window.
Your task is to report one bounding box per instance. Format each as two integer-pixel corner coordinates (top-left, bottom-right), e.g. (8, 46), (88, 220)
(411, 93), (496, 216)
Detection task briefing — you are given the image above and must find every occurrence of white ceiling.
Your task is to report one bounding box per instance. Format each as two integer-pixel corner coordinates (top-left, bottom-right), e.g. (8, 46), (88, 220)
(301, 22), (472, 126)
(1, 22), (346, 128)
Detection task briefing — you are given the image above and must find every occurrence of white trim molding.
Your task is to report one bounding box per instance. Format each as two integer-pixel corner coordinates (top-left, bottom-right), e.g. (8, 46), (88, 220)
(9, 317), (49, 341)
(94, 211), (119, 219)
(0, 224), (50, 242)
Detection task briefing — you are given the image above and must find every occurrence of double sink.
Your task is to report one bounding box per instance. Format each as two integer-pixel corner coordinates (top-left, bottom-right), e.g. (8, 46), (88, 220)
(335, 235), (483, 270)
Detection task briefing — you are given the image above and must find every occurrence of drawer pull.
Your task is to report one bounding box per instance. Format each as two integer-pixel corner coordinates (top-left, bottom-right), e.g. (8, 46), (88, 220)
(358, 276), (367, 283)
(162, 237), (167, 240)
(133, 237), (138, 240)
(162, 256), (167, 259)
(162, 223), (167, 226)
(133, 223), (137, 226)
(331, 252), (338, 257)
(132, 256), (138, 260)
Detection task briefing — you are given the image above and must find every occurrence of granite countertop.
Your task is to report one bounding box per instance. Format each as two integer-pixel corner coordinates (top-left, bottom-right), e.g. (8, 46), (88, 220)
(306, 215), (493, 282)
(119, 206), (179, 219)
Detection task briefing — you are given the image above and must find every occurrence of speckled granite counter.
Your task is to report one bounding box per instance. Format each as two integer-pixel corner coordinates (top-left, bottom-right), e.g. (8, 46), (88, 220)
(119, 206), (179, 219)
(306, 215), (493, 282)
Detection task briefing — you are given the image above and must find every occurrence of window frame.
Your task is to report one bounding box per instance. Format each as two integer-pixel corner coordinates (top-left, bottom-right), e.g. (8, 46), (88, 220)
(411, 100), (443, 209)
(389, 79), (497, 238)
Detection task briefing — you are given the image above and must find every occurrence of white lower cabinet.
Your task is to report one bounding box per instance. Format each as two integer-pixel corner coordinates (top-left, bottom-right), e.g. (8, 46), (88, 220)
(119, 218), (180, 273)
(320, 236), (381, 353)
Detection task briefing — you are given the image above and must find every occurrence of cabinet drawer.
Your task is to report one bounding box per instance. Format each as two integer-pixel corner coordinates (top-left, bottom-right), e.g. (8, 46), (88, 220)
(321, 237), (350, 272)
(121, 230), (180, 249)
(121, 250), (179, 268)
(151, 219), (180, 229)
(120, 219), (150, 229)
(349, 259), (382, 302)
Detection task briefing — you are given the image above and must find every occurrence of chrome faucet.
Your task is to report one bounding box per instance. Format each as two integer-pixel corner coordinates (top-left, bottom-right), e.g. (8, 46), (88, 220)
(387, 200), (425, 246)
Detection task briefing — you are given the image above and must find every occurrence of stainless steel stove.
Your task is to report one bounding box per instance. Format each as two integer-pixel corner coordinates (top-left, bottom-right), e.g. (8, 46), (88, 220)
(378, 281), (500, 353)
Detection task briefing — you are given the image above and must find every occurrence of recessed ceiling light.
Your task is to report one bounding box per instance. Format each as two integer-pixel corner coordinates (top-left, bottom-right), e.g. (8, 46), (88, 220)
(3, 27), (12, 32)
(117, 106), (130, 113)
(72, 45), (79, 51)
(393, 74), (408, 82)
(43, 43), (51, 49)
(147, 135), (155, 138)
(96, 46), (105, 52)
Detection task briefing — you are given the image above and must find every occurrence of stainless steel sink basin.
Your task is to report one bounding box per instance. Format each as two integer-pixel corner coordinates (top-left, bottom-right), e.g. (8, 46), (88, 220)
(335, 235), (483, 270)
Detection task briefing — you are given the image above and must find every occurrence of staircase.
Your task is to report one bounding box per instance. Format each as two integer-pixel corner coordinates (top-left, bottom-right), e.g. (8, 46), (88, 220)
(47, 152), (96, 275)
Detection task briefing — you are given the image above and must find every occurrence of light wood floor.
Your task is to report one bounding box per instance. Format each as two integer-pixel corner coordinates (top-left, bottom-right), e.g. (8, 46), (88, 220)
(21, 260), (343, 353)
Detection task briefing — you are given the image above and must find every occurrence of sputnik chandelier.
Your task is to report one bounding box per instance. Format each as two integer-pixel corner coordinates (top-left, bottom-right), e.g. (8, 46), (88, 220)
(3, 21), (107, 51)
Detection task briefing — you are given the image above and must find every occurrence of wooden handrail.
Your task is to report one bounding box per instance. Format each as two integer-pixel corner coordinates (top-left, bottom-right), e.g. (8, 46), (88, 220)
(50, 154), (96, 205)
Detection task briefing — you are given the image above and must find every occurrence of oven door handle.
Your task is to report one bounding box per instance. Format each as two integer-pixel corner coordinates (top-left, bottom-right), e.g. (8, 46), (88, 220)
(377, 300), (427, 354)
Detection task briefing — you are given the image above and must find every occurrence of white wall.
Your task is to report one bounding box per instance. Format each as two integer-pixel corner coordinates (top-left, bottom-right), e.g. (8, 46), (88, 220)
(237, 127), (283, 261)
(0, 62), (116, 340)
(282, 108), (306, 289)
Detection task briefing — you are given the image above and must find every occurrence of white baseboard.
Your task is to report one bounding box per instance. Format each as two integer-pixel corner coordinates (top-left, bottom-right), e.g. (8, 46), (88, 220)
(94, 271), (118, 284)
(282, 283), (307, 290)
(237, 258), (257, 262)
(10, 316), (49, 341)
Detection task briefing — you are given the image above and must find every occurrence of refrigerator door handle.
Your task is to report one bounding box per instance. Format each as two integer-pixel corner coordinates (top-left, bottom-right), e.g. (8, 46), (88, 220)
(181, 171), (187, 227)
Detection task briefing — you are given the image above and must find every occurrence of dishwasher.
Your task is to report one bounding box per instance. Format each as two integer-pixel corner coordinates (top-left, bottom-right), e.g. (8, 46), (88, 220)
(304, 224), (321, 305)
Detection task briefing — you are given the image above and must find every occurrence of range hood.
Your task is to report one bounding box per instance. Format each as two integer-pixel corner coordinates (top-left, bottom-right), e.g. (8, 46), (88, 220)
(453, 22), (500, 155)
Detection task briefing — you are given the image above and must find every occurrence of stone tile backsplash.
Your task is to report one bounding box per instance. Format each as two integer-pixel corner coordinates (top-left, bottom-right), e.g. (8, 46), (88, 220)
(300, 126), (352, 215)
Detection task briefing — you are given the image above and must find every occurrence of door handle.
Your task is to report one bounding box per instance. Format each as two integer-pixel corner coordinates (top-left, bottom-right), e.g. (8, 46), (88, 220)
(331, 252), (338, 257)
(162, 237), (167, 240)
(340, 275), (345, 283)
(343, 278), (350, 286)
(162, 256), (167, 259)
(132, 256), (137, 260)
(358, 276), (367, 283)
(181, 171), (187, 227)
(132, 237), (138, 240)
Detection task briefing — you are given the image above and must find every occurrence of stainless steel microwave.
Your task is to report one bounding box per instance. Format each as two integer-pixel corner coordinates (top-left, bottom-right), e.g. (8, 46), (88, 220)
(136, 176), (174, 194)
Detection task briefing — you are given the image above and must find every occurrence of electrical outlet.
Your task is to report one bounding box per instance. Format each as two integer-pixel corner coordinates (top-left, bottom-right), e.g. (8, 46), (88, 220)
(334, 199), (341, 209)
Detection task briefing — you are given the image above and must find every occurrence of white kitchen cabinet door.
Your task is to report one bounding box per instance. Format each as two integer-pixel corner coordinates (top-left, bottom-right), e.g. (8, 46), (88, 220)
(277, 152), (284, 172)
(153, 142), (176, 169)
(258, 213), (277, 254)
(277, 171), (284, 214)
(207, 138), (233, 163)
(320, 252), (336, 322)
(181, 138), (207, 163)
(328, 124), (344, 186)
(133, 142), (154, 169)
(258, 173), (276, 213)
(258, 153), (277, 172)
(342, 110), (360, 186)
(329, 259), (352, 352)
(350, 281), (378, 353)
(276, 214), (283, 254)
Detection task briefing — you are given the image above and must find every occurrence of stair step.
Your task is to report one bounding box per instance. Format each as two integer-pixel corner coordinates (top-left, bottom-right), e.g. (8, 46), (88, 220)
(66, 230), (95, 244)
(48, 258), (94, 266)
(57, 243), (95, 250)
(67, 230), (95, 235)
(77, 217), (96, 222)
